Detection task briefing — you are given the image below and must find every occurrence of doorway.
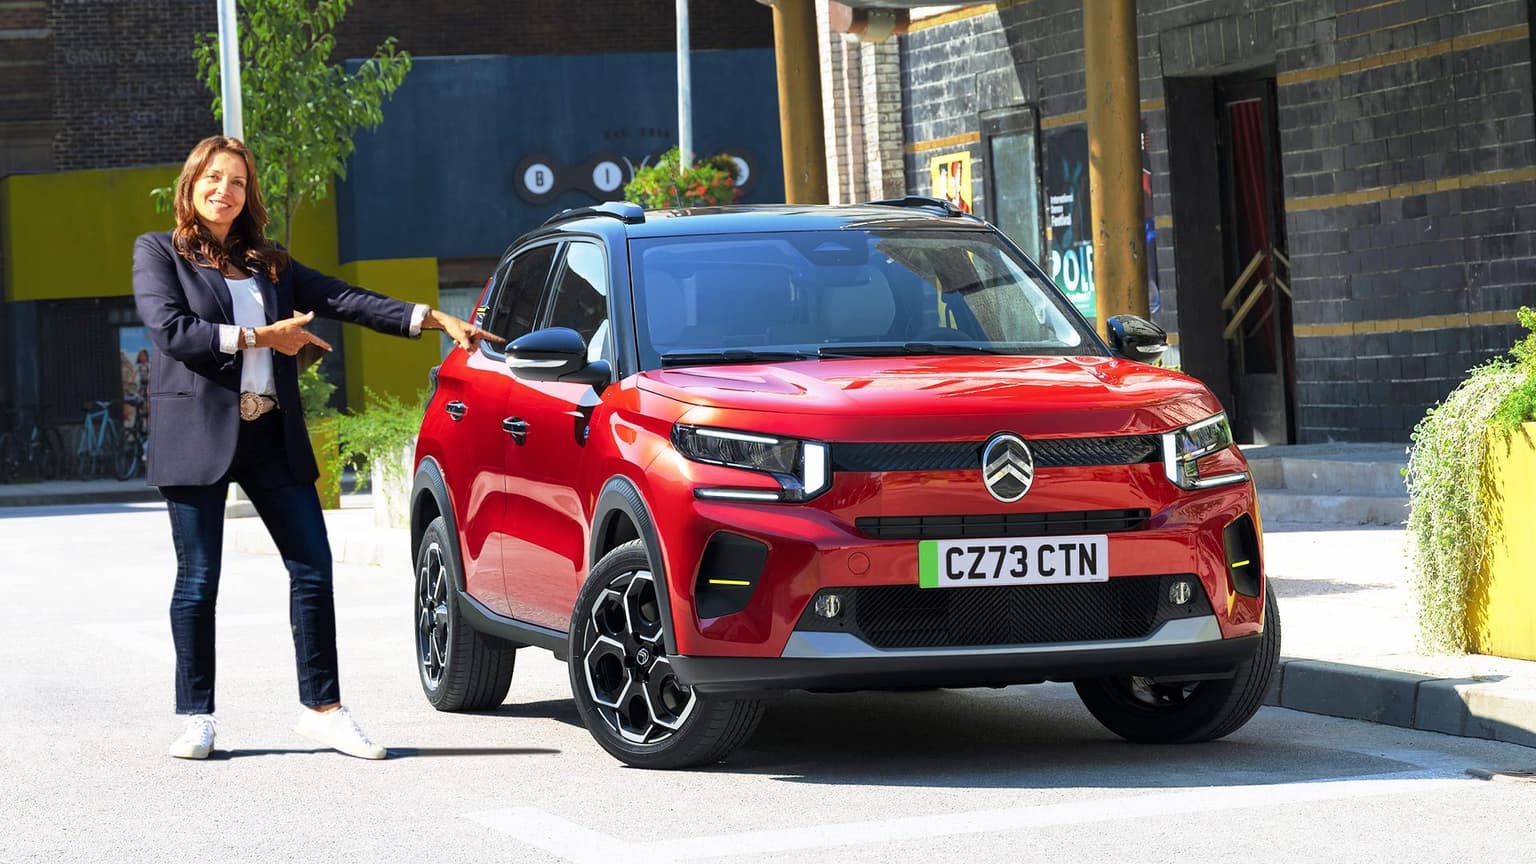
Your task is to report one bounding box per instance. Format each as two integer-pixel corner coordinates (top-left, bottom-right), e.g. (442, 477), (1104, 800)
(1167, 72), (1296, 444)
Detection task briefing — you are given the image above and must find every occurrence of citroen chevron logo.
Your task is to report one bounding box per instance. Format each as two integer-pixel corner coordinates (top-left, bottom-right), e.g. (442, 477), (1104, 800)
(982, 433), (1034, 502)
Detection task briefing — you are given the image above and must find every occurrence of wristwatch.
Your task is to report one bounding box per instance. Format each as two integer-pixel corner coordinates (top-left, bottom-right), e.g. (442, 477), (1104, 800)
(242, 327), (257, 349)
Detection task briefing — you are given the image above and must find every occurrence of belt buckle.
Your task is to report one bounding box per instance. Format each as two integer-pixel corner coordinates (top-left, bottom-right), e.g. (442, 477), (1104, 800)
(239, 392), (265, 421)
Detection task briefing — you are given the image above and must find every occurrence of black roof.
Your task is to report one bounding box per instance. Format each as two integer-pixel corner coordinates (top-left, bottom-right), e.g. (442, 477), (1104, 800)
(543, 202), (993, 239)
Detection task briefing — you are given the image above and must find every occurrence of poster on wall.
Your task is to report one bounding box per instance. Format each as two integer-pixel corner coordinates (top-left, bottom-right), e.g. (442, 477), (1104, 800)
(1043, 127), (1093, 321)
(118, 326), (152, 428)
(1044, 122), (1161, 323)
(929, 151), (973, 214)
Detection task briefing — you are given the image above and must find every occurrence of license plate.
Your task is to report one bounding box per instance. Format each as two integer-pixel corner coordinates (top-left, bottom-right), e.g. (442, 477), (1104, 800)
(917, 535), (1109, 588)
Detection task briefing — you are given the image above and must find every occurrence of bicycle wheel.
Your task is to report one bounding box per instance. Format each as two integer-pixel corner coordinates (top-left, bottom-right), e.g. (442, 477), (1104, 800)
(114, 430), (142, 481)
(0, 433), (21, 483)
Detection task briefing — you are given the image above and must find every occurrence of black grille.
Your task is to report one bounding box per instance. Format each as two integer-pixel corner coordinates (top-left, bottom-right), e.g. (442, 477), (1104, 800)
(849, 579), (1163, 649)
(831, 436), (1160, 471)
(855, 509), (1149, 540)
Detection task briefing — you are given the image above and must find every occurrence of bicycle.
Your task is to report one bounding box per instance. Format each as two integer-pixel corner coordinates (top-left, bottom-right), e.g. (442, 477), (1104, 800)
(76, 400), (138, 481)
(117, 394), (149, 481)
(0, 406), (64, 483)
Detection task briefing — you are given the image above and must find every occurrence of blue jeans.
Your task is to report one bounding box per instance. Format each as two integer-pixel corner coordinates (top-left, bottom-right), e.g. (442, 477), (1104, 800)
(161, 412), (339, 715)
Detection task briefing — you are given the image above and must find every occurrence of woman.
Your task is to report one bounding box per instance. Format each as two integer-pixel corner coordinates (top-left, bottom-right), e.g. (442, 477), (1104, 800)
(133, 135), (499, 760)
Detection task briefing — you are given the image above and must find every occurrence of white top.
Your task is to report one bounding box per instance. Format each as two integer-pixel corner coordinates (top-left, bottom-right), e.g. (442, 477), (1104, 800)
(225, 275), (276, 396)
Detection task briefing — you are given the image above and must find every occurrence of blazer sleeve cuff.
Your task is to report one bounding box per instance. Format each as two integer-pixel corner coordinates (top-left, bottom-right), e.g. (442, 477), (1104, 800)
(218, 324), (241, 354)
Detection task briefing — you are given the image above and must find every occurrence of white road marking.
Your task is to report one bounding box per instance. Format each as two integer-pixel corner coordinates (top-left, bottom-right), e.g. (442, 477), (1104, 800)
(465, 760), (1472, 862)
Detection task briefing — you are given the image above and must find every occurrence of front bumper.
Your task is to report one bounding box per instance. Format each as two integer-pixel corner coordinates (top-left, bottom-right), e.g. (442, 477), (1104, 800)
(672, 617), (1261, 694)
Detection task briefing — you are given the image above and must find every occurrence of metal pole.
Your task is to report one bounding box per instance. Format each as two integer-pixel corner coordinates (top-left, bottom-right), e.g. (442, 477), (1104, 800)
(677, 0), (692, 168)
(770, 0), (828, 203)
(216, 0), (243, 140)
(1083, 0), (1147, 332)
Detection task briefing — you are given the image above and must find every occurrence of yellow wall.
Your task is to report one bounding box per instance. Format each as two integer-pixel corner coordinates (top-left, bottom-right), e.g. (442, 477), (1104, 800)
(1, 165), (341, 301)
(2, 164), (439, 411)
(336, 258), (441, 407)
(3, 165), (179, 301)
(1472, 422), (1536, 661)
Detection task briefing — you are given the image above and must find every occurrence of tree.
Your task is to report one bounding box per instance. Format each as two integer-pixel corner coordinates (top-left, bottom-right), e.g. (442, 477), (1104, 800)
(155, 0), (411, 247)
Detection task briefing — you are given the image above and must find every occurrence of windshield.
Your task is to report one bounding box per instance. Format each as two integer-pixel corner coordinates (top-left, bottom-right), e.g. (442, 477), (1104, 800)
(629, 229), (1099, 370)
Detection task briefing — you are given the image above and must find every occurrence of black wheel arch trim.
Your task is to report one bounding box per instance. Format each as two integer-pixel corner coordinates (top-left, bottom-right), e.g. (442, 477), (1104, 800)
(412, 457), (465, 592)
(591, 476), (679, 655)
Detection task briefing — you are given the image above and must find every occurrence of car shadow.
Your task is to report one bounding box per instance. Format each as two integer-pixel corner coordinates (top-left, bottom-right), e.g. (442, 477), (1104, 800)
(1269, 577), (1384, 598)
(704, 687), (1417, 789)
(471, 698), (586, 730)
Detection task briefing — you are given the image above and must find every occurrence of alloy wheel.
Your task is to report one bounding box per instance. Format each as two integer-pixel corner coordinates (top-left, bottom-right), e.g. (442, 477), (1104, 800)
(580, 569), (696, 745)
(417, 540), (451, 690)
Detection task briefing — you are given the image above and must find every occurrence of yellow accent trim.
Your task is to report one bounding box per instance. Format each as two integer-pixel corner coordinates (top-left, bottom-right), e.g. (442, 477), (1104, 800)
(905, 131), (981, 155)
(1289, 166), (1536, 212)
(707, 579), (752, 587)
(1041, 98), (1164, 131)
(1295, 310), (1520, 339)
(906, 4), (999, 33)
(1278, 24), (1528, 87)
(1231, 560), (1251, 569)
(1341, 0), (1405, 16)
(1154, 215), (1173, 229)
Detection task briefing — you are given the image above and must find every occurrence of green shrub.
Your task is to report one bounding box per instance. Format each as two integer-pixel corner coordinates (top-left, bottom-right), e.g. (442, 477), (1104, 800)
(338, 387), (425, 489)
(1405, 306), (1536, 652)
(623, 147), (738, 209)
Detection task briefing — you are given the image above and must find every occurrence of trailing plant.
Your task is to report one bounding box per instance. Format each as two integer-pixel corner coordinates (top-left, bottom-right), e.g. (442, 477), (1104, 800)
(623, 147), (738, 209)
(296, 361), (338, 420)
(338, 387), (425, 489)
(1405, 306), (1536, 652)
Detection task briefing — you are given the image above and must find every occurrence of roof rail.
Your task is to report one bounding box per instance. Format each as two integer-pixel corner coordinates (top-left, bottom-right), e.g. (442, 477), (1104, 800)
(864, 195), (966, 217)
(541, 200), (645, 228)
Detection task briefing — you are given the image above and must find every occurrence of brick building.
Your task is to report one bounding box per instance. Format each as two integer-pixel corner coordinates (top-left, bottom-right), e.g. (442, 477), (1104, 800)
(0, 0), (777, 431)
(822, 0), (1536, 443)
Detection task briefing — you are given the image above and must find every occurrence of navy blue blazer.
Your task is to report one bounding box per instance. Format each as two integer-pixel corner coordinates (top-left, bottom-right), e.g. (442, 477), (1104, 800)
(131, 231), (418, 487)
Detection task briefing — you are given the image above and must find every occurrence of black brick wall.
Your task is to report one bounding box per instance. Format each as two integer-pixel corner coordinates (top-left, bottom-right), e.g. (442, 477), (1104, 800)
(899, 0), (1536, 442)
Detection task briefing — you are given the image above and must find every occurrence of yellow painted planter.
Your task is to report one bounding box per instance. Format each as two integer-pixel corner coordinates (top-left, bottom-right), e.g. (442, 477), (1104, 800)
(1469, 422), (1536, 660)
(307, 417), (342, 511)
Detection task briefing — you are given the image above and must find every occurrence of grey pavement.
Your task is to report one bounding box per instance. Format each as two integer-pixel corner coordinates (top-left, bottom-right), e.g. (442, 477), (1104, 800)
(4, 467), (1534, 752)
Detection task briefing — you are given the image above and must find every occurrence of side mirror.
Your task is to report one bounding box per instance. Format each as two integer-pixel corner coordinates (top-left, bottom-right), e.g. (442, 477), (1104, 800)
(1105, 315), (1169, 364)
(506, 327), (611, 387)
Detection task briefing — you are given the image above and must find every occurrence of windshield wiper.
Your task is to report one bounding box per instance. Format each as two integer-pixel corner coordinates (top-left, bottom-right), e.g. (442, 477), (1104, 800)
(817, 342), (1006, 358)
(660, 349), (817, 367)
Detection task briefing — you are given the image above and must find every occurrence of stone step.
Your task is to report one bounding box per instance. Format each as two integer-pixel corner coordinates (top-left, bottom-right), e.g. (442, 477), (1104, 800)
(1258, 457), (1408, 496)
(1257, 489), (1410, 526)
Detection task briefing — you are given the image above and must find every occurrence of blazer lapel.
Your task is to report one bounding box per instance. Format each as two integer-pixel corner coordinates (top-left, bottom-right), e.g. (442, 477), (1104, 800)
(255, 268), (279, 325)
(193, 263), (235, 324)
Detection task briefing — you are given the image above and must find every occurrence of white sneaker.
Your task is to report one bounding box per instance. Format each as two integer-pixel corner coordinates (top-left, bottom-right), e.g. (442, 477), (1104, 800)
(294, 706), (387, 760)
(167, 714), (216, 759)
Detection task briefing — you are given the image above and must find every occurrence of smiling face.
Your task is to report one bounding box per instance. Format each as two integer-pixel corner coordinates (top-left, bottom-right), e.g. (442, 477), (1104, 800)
(192, 150), (248, 239)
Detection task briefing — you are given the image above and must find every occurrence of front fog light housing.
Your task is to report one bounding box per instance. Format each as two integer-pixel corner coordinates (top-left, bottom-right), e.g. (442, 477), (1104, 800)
(675, 425), (831, 502)
(1162, 413), (1246, 490)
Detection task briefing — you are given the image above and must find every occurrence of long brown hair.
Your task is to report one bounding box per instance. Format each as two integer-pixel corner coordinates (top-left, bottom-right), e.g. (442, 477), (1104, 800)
(170, 135), (289, 282)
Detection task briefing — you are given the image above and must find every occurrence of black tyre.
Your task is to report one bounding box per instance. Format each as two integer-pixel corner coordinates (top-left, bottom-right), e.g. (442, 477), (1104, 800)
(1075, 588), (1281, 744)
(114, 430), (142, 481)
(569, 539), (763, 769)
(414, 516), (516, 711)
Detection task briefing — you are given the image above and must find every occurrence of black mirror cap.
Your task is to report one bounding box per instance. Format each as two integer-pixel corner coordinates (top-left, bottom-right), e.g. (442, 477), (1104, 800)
(1106, 314), (1170, 364)
(506, 327), (611, 388)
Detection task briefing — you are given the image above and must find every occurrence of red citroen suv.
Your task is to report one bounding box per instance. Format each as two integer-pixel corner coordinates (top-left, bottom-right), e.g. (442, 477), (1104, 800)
(410, 199), (1279, 768)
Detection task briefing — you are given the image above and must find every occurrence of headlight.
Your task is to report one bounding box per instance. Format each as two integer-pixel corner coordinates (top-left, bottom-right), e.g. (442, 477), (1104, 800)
(673, 425), (831, 501)
(1161, 413), (1246, 490)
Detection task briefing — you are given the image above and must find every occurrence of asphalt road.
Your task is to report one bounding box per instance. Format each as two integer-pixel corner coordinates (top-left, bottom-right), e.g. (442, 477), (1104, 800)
(3, 502), (1534, 864)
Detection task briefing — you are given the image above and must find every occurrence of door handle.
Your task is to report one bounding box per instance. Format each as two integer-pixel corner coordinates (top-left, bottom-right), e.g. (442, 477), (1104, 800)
(503, 417), (529, 444)
(444, 401), (467, 421)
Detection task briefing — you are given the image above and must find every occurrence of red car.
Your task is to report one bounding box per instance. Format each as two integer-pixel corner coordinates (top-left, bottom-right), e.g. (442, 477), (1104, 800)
(410, 199), (1279, 768)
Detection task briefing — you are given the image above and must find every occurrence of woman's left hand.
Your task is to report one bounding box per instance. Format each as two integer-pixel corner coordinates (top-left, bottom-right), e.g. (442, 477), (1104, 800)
(425, 309), (504, 352)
